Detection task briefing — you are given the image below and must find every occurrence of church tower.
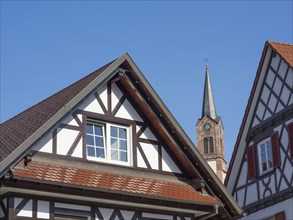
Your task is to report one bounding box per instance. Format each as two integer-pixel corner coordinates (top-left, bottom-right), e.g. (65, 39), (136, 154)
(196, 63), (227, 183)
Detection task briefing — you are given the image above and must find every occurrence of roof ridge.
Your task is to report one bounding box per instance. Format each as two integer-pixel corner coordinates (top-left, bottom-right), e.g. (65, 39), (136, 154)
(267, 40), (293, 46)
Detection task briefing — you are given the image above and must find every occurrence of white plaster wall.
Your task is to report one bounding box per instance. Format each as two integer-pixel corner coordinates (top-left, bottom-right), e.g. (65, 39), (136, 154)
(236, 161), (247, 188)
(139, 143), (158, 170)
(98, 208), (113, 219)
(162, 147), (181, 173)
(236, 188), (245, 207)
(142, 212), (173, 220)
(120, 210), (135, 219)
(55, 202), (91, 211)
(37, 200), (50, 219)
(17, 199), (32, 217)
(33, 131), (53, 153)
(140, 127), (157, 141)
(245, 184), (258, 205)
(137, 148), (147, 168)
(270, 54), (280, 72)
(71, 138), (83, 158)
(207, 160), (217, 174)
(278, 60), (288, 80)
(78, 94), (104, 114)
(56, 128), (79, 155)
(241, 198), (293, 220)
(111, 83), (123, 112)
(115, 99), (142, 122)
(97, 84), (108, 110)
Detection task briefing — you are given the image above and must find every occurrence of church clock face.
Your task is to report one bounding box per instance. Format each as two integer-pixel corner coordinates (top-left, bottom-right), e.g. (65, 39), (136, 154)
(203, 123), (211, 131)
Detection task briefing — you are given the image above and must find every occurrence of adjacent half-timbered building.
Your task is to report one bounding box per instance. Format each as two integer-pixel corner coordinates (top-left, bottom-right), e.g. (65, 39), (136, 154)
(225, 41), (293, 220)
(0, 53), (243, 220)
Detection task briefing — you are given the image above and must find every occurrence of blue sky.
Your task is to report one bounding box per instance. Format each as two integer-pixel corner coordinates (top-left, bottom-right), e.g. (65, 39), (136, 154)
(1, 1), (292, 164)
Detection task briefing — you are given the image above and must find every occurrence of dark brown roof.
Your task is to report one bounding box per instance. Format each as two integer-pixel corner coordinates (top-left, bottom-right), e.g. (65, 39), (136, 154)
(12, 160), (221, 205)
(268, 41), (293, 67)
(0, 60), (115, 162)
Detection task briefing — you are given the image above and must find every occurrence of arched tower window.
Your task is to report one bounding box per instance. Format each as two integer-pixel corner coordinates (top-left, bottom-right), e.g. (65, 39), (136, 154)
(203, 137), (214, 154)
(204, 138), (209, 153)
(209, 137), (214, 153)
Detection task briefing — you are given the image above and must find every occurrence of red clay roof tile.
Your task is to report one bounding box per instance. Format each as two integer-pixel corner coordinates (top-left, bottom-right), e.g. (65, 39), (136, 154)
(12, 160), (221, 205)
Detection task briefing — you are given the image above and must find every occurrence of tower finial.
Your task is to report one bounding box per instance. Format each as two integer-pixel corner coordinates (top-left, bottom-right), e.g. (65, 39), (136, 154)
(204, 55), (209, 66)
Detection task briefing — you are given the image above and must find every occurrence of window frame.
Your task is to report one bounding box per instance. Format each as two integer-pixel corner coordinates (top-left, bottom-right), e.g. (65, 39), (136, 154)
(86, 120), (132, 166)
(257, 137), (273, 175)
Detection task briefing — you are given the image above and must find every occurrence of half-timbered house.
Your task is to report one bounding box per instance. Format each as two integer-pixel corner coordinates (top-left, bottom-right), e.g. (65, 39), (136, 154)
(225, 41), (293, 219)
(0, 53), (243, 219)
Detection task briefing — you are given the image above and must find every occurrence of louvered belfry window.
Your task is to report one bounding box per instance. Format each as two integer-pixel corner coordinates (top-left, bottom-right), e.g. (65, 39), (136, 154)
(247, 132), (280, 179)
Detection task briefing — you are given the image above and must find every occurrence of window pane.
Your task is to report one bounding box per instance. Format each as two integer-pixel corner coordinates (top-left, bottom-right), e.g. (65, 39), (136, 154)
(87, 135), (94, 146)
(120, 140), (127, 150)
(119, 128), (127, 139)
(120, 151), (127, 162)
(96, 148), (105, 158)
(111, 149), (118, 160)
(111, 126), (118, 138)
(87, 146), (95, 157)
(266, 140), (272, 149)
(96, 137), (104, 147)
(261, 153), (266, 163)
(267, 149), (272, 160)
(111, 138), (118, 149)
(260, 144), (266, 153)
(262, 162), (267, 171)
(94, 125), (103, 136)
(86, 124), (93, 134)
(267, 160), (273, 169)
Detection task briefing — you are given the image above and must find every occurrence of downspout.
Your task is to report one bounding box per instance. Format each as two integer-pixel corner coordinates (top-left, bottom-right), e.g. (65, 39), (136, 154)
(198, 205), (219, 220)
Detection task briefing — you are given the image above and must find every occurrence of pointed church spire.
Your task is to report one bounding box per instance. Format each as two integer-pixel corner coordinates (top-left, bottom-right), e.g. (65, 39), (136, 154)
(202, 64), (217, 120)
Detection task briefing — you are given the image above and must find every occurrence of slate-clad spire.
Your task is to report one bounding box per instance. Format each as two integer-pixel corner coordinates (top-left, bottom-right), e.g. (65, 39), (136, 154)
(202, 64), (217, 120)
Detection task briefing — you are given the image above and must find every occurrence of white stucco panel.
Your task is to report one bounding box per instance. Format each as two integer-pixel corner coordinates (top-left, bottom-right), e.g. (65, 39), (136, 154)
(140, 127), (157, 141)
(137, 147), (148, 168)
(33, 131), (53, 153)
(55, 202), (91, 211)
(140, 143), (159, 170)
(17, 200), (32, 217)
(71, 137), (83, 158)
(120, 210), (135, 219)
(111, 83), (123, 112)
(207, 160), (217, 174)
(236, 161), (247, 188)
(115, 99), (142, 122)
(245, 183), (258, 205)
(97, 83), (107, 110)
(56, 128), (79, 155)
(78, 94), (104, 114)
(162, 147), (181, 173)
(286, 68), (293, 88)
(270, 54), (280, 72)
(236, 188), (245, 207)
(37, 201), (50, 219)
(142, 212), (173, 220)
(278, 60), (288, 80)
(99, 208), (114, 219)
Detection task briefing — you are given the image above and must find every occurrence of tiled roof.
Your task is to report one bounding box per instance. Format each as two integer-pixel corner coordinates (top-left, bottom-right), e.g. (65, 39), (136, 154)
(0, 60), (115, 162)
(12, 160), (221, 205)
(268, 41), (293, 67)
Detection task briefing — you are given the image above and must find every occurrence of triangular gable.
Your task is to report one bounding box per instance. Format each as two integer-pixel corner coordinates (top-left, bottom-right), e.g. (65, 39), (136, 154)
(0, 53), (242, 219)
(225, 41), (293, 192)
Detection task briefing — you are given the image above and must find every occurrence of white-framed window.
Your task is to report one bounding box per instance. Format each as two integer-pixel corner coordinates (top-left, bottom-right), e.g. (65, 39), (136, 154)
(86, 121), (131, 166)
(257, 137), (273, 175)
